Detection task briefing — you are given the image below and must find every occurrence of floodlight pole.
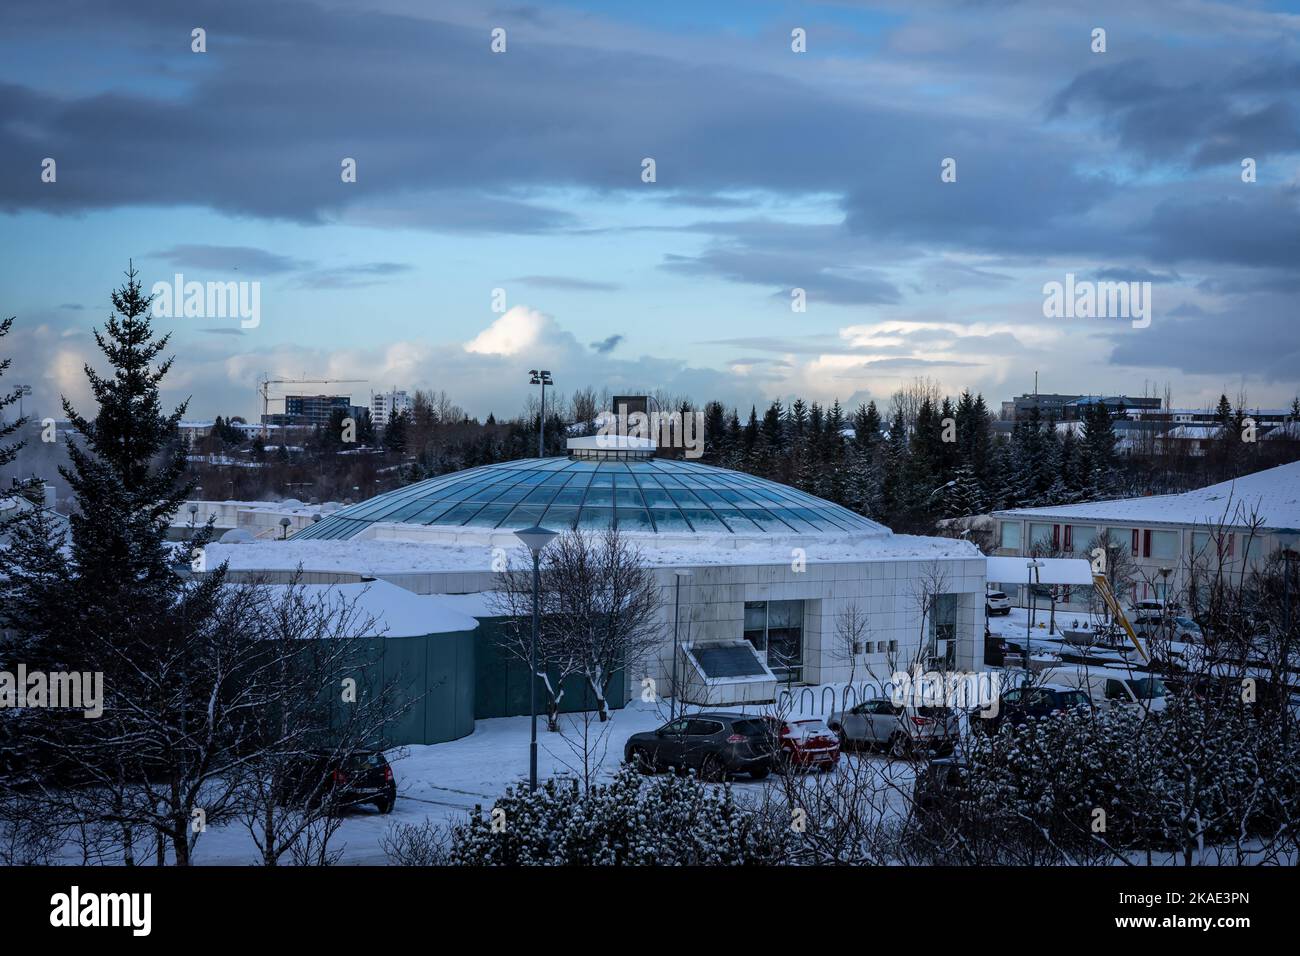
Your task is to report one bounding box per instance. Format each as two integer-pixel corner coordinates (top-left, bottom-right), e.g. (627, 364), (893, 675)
(515, 525), (557, 791)
(530, 546), (541, 790)
(671, 569), (693, 721)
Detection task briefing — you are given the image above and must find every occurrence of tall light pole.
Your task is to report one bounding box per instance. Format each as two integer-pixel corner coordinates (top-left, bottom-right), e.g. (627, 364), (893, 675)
(529, 370), (553, 458)
(1026, 559), (1043, 679)
(671, 569), (693, 721)
(515, 525), (558, 791)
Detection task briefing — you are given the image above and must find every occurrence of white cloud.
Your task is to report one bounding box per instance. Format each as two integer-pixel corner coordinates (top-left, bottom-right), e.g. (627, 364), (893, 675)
(463, 306), (549, 357)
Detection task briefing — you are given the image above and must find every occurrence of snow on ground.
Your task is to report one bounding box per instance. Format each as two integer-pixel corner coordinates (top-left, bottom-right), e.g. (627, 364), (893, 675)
(156, 693), (917, 865)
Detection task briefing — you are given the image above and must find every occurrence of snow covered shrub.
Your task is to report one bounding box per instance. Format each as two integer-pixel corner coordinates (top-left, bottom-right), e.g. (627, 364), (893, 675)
(447, 766), (792, 866)
(953, 692), (1296, 863)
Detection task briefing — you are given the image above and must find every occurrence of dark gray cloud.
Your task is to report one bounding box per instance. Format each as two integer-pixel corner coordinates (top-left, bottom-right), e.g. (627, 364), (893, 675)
(295, 262), (413, 289)
(515, 275), (620, 292)
(151, 244), (310, 274)
(589, 334), (624, 354)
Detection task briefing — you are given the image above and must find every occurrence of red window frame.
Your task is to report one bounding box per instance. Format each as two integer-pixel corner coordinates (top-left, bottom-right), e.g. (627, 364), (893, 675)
(1131, 529), (1139, 556)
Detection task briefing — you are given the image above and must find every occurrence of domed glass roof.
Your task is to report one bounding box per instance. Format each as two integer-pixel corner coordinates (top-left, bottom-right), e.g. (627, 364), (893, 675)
(293, 456), (888, 539)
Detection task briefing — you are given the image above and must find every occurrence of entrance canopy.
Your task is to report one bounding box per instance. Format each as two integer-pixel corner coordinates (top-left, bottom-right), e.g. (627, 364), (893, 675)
(986, 556), (1094, 586)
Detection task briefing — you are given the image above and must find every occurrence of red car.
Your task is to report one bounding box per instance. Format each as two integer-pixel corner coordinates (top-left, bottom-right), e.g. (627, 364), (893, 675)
(772, 717), (841, 772)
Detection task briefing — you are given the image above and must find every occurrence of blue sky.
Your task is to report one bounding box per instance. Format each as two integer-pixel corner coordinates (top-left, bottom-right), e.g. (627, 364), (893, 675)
(1, 0), (1297, 421)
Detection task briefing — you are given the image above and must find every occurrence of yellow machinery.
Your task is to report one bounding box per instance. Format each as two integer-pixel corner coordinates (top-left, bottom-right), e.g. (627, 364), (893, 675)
(1092, 573), (1149, 663)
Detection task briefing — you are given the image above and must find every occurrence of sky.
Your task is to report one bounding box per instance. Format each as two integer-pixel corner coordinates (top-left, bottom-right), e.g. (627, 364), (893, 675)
(1, 0), (1298, 423)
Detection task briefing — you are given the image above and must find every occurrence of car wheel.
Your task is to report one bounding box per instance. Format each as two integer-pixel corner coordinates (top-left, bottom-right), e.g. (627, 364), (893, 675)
(629, 746), (656, 775)
(376, 796), (395, 814)
(700, 754), (726, 783)
(887, 733), (910, 759)
(749, 765), (770, 781)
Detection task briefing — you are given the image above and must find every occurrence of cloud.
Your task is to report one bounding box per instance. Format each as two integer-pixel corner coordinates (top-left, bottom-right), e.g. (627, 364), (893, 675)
(514, 275), (620, 292)
(463, 305), (551, 357)
(150, 245), (310, 274)
(589, 334), (624, 354)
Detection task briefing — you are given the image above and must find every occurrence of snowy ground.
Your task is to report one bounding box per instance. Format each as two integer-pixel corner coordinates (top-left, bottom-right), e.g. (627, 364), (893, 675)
(154, 693), (917, 865)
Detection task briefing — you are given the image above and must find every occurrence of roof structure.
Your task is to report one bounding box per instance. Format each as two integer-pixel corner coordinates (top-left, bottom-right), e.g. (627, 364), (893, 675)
(293, 455), (890, 540)
(993, 461), (1300, 531)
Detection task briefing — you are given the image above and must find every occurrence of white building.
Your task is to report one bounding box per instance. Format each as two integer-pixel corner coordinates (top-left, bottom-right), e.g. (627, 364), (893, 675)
(203, 437), (987, 711)
(370, 388), (411, 428)
(991, 460), (1300, 607)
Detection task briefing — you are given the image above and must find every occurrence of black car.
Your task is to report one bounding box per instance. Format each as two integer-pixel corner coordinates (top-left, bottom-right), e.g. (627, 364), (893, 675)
(974, 684), (1091, 734)
(281, 749), (397, 814)
(624, 713), (775, 781)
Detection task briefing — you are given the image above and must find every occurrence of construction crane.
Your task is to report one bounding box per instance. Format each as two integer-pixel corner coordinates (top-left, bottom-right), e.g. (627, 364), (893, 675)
(257, 375), (365, 439)
(1092, 573), (1149, 663)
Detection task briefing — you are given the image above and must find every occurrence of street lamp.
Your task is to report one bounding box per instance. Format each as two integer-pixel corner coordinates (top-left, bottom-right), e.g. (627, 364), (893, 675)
(1026, 559), (1044, 679)
(670, 569), (693, 721)
(515, 525), (558, 791)
(279, 516), (291, 539)
(529, 370), (553, 458)
(187, 503), (199, 529)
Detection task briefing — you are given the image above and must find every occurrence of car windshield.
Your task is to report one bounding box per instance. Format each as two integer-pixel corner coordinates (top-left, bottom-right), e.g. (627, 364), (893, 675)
(1127, 678), (1167, 698)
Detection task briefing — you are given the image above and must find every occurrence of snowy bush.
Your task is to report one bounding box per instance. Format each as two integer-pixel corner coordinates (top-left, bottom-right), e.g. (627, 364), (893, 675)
(956, 694), (1300, 862)
(447, 766), (791, 866)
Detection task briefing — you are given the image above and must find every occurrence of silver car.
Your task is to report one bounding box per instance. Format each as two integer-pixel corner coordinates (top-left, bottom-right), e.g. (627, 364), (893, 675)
(828, 698), (959, 757)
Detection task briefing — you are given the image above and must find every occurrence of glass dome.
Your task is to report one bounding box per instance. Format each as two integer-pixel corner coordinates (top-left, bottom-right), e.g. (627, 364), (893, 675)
(293, 456), (888, 540)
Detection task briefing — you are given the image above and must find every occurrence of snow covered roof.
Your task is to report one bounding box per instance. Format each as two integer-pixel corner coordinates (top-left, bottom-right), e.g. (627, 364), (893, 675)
(257, 579), (479, 637)
(987, 556), (1094, 585)
(993, 461), (1300, 531)
(204, 530), (980, 578)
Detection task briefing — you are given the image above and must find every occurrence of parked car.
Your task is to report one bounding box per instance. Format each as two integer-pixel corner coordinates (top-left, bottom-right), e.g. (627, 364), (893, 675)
(1133, 612), (1202, 643)
(974, 683), (1091, 733)
(281, 749), (397, 814)
(1050, 666), (1169, 713)
(828, 698), (958, 757)
(770, 717), (840, 773)
(985, 587), (1013, 616)
(624, 713), (774, 781)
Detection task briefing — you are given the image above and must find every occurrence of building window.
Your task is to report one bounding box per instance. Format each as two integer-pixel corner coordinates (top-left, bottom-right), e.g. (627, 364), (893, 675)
(928, 594), (958, 669)
(1028, 523), (1054, 552)
(1149, 530), (1178, 560)
(999, 522), (1021, 551)
(743, 599), (804, 682)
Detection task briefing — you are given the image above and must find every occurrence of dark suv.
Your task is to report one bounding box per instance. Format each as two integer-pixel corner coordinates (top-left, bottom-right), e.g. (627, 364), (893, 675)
(281, 749), (397, 814)
(974, 684), (1091, 734)
(624, 713), (775, 781)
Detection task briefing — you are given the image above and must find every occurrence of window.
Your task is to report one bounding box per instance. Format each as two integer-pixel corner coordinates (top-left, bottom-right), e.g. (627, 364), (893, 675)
(1131, 529), (1140, 556)
(999, 522), (1021, 551)
(1029, 522), (1054, 551)
(929, 594), (958, 667)
(686, 719), (722, 736)
(1149, 530), (1178, 560)
(1063, 525), (1072, 551)
(743, 600), (804, 681)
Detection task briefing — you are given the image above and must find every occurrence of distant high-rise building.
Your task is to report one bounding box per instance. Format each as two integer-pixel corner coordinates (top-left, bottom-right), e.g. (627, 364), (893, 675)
(1000, 392), (1161, 421)
(261, 394), (354, 428)
(370, 388), (411, 427)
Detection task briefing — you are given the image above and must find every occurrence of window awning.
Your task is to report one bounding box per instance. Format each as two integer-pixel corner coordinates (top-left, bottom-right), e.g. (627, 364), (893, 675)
(986, 556), (1094, 586)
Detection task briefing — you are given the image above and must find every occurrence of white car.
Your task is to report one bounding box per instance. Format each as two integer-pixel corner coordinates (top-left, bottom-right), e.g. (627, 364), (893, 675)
(985, 588), (1012, 616)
